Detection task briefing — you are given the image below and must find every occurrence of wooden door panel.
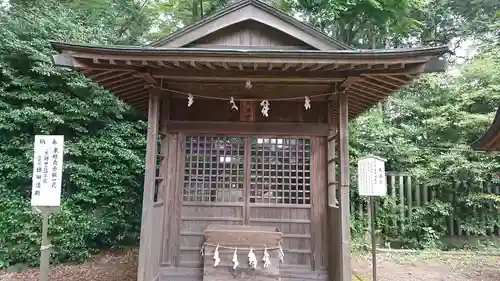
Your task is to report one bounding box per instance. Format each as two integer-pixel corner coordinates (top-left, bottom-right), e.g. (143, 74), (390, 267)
(179, 136), (246, 267)
(178, 135), (316, 269)
(248, 137), (313, 267)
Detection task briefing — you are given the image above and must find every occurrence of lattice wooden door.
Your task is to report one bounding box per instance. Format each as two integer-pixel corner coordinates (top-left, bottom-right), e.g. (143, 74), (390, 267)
(182, 136), (313, 267)
(247, 137), (312, 266)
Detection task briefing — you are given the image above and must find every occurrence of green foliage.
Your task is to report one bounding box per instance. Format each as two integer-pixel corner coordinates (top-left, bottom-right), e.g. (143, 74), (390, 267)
(0, 0), (498, 270)
(0, 1), (146, 268)
(350, 40), (500, 249)
(293, 0), (499, 49)
(402, 201), (452, 249)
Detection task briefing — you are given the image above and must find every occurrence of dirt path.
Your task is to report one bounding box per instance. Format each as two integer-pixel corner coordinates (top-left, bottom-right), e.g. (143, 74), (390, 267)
(1, 249), (498, 281)
(352, 252), (499, 281)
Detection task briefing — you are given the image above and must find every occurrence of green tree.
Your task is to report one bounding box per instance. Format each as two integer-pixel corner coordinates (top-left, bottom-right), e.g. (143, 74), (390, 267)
(293, 0), (425, 48)
(350, 41), (500, 244)
(0, 1), (148, 267)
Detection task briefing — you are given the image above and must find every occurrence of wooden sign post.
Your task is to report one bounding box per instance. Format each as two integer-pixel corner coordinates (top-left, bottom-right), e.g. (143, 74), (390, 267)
(357, 155), (387, 281)
(31, 135), (64, 281)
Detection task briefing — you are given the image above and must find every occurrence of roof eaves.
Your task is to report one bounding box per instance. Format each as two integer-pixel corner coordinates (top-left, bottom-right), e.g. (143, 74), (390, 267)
(50, 41), (448, 58)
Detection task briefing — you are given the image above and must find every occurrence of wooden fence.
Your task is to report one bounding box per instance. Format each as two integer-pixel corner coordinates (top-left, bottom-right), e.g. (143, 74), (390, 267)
(351, 172), (500, 237)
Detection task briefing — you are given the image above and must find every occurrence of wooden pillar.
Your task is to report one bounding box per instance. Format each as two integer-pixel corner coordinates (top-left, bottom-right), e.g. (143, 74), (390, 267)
(327, 96), (340, 281)
(327, 98), (338, 208)
(138, 91), (161, 281)
(157, 96), (170, 201)
(338, 91), (351, 281)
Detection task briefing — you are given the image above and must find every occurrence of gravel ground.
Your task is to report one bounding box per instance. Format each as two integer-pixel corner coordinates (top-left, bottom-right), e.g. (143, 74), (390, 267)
(1, 249), (498, 281)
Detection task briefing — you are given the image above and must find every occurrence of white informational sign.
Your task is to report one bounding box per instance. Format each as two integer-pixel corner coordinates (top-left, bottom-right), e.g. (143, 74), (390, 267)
(358, 155), (387, 196)
(31, 135), (64, 207)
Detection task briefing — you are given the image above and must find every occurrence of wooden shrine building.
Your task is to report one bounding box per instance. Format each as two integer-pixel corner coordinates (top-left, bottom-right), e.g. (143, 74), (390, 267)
(50, 1), (448, 280)
(472, 106), (500, 151)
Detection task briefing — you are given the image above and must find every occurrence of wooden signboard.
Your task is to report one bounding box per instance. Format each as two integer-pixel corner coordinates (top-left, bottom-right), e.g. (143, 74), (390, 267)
(240, 101), (255, 122)
(31, 135), (65, 281)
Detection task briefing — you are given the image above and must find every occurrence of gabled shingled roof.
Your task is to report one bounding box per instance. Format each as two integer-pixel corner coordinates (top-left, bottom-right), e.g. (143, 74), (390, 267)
(149, 0), (353, 50)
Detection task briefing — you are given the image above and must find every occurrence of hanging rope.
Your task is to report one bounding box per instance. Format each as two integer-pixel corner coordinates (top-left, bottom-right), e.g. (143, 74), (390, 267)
(149, 84), (335, 102)
(201, 242), (285, 267)
(150, 84), (334, 117)
(202, 242), (283, 251)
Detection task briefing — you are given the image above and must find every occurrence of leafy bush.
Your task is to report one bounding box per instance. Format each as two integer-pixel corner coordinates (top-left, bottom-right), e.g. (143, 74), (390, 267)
(402, 201), (452, 249)
(0, 2), (146, 268)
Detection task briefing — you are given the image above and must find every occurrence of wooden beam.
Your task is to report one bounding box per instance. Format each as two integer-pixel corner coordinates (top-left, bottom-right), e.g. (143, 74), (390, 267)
(352, 82), (389, 96)
(337, 91), (351, 281)
(59, 55), (434, 81)
(114, 83), (146, 95)
(104, 75), (139, 88)
(138, 91), (160, 281)
(371, 75), (402, 88)
(327, 97), (338, 208)
(358, 78), (397, 92)
(52, 53), (83, 68)
(107, 79), (144, 92)
(94, 71), (133, 84)
(327, 95), (340, 281)
(166, 121), (329, 136)
(69, 51), (431, 65)
(340, 77), (358, 89)
(157, 95), (171, 267)
(123, 92), (150, 105)
(135, 72), (158, 85)
(348, 85), (383, 100)
(148, 64), (429, 81)
(311, 135), (328, 271)
(89, 69), (116, 80)
(155, 74), (343, 83)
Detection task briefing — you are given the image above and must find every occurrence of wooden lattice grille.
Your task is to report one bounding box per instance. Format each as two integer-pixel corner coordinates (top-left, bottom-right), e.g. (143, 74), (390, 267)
(183, 136), (311, 205)
(183, 136), (245, 202)
(180, 136), (315, 268)
(250, 138), (311, 204)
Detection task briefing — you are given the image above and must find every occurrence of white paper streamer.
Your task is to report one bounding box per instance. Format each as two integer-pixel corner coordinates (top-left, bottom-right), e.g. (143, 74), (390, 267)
(262, 247), (271, 268)
(304, 96), (311, 110)
(232, 248), (239, 269)
(278, 244), (284, 263)
(188, 93), (194, 107)
(248, 248), (258, 269)
(260, 100), (270, 117)
(230, 97), (239, 111)
(213, 245), (220, 267)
